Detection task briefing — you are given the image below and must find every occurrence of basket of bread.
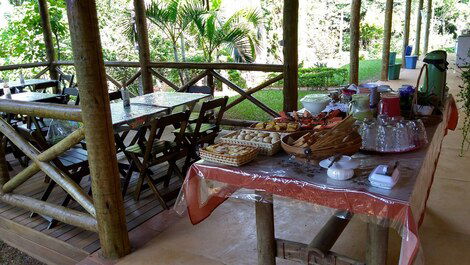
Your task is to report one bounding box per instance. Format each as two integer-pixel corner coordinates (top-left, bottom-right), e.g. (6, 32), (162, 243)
(281, 116), (362, 162)
(221, 129), (281, 156)
(251, 120), (300, 133)
(200, 143), (259, 166)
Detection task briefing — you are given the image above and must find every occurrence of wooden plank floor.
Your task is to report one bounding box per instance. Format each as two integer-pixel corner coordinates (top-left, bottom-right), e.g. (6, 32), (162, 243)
(0, 153), (183, 265)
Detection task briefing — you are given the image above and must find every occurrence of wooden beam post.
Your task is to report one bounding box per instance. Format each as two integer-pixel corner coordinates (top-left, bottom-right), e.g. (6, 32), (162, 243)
(414, 0), (424, 56)
(65, 0), (131, 259)
(401, 0), (412, 67)
(380, 0), (394, 81)
(38, 0), (58, 85)
(423, 0), (432, 55)
(366, 223), (389, 265)
(349, 0), (361, 85)
(282, 0), (299, 112)
(255, 191), (276, 265)
(134, 0), (154, 94)
(0, 136), (9, 187)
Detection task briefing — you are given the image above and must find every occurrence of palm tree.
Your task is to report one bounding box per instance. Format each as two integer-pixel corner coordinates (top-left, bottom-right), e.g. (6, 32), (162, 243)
(187, 1), (261, 63)
(146, 0), (205, 84)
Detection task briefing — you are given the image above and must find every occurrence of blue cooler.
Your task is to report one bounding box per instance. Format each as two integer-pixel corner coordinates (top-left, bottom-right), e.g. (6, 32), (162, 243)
(405, 55), (418, 69)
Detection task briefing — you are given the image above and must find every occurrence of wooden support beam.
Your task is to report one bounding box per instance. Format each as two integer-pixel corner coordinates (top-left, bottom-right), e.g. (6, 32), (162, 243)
(2, 128), (85, 193)
(65, 0), (130, 258)
(414, 0), (424, 56)
(349, 0), (361, 85)
(0, 100), (82, 122)
(225, 74), (284, 111)
(0, 136), (9, 187)
(366, 223), (389, 265)
(0, 118), (95, 217)
(401, 0), (412, 68)
(106, 74), (123, 89)
(282, 0), (299, 112)
(150, 68), (179, 91)
(207, 71), (215, 94)
(380, 0), (394, 81)
(133, 0), (154, 94)
(423, 0), (432, 54)
(0, 62), (50, 71)
(308, 211), (353, 257)
(178, 70), (208, 92)
(38, 0), (58, 84)
(33, 66), (51, 79)
(276, 239), (365, 265)
(211, 70), (279, 117)
(255, 192), (276, 265)
(0, 193), (97, 232)
(123, 70), (142, 88)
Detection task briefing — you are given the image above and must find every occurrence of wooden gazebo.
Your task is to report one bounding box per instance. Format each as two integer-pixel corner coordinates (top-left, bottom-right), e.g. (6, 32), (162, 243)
(0, 0), (434, 263)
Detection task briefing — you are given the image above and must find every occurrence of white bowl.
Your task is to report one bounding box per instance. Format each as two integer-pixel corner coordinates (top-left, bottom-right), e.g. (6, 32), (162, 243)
(300, 94), (330, 115)
(319, 156), (358, 181)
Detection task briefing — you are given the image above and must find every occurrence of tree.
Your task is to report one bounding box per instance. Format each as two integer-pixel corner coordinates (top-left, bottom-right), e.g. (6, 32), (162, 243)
(187, 0), (261, 63)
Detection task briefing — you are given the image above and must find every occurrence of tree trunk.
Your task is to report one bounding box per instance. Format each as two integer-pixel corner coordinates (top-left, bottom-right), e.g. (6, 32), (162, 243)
(349, 0), (361, 85)
(180, 35), (190, 82)
(38, 0), (58, 87)
(381, 0), (394, 81)
(133, 0), (154, 94)
(423, 0), (432, 54)
(414, 0), (424, 56)
(401, 0), (412, 68)
(282, 0), (299, 112)
(65, 0), (131, 259)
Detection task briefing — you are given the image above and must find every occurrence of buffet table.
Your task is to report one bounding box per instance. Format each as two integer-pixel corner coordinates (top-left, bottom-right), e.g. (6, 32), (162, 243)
(177, 96), (458, 265)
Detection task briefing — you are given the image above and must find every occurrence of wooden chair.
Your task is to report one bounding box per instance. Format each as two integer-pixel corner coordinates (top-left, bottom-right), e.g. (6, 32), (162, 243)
(59, 73), (79, 105)
(123, 111), (191, 208)
(16, 117), (89, 229)
(176, 96), (228, 162)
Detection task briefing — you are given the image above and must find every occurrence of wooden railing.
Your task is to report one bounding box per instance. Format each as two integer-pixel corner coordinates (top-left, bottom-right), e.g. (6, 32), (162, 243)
(1, 61), (285, 124)
(0, 101), (97, 232)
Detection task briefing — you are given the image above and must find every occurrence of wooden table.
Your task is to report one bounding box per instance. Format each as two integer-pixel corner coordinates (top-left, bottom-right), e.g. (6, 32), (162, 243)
(0, 79), (58, 92)
(130, 91), (210, 111)
(179, 97), (459, 265)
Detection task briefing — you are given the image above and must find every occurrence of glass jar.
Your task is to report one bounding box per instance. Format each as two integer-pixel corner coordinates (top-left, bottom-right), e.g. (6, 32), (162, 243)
(349, 94), (373, 121)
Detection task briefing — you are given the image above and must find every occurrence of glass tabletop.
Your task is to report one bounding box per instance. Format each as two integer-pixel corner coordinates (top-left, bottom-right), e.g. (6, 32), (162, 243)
(0, 92), (62, 102)
(131, 92), (210, 109)
(110, 102), (169, 130)
(0, 79), (57, 88)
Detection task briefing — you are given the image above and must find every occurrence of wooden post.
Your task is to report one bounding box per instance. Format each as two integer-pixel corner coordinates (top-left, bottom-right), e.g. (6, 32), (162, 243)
(65, 0), (131, 259)
(282, 0), (299, 112)
(38, 0), (58, 85)
(349, 0), (361, 85)
(423, 0), (432, 55)
(134, 0), (154, 94)
(366, 223), (389, 265)
(414, 0), (424, 56)
(255, 192), (276, 265)
(207, 71), (215, 95)
(0, 136), (9, 187)
(401, 0), (412, 68)
(380, 0), (394, 81)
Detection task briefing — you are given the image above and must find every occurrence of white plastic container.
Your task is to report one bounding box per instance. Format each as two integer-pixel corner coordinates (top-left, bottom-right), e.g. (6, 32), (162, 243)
(368, 165), (400, 189)
(300, 94), (330, 115)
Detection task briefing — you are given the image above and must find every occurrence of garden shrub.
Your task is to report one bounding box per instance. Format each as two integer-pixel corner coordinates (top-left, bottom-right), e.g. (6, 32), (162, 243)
(271, 67), (348, 89)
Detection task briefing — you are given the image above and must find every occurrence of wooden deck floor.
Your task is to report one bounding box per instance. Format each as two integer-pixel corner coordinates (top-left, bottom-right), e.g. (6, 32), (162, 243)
(0, 155), (182, 265)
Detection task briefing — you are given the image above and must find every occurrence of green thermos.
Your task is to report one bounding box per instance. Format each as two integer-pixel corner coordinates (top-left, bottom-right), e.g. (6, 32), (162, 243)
(421, 50), (449, 105)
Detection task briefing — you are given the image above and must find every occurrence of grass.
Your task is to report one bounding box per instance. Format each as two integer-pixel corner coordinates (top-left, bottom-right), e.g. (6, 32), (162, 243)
(224, 90), (322, 121)
(225, 59), (399, 121)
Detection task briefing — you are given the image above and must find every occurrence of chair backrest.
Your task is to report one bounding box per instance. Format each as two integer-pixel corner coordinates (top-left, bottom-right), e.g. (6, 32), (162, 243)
(63, 87), (80, 105)
(108, 90), (123, 101)
(59, 74), (75, 90)
(193, 96), (228, 135)
(142, 110), (191, 163)
(187, 85), (212, 95)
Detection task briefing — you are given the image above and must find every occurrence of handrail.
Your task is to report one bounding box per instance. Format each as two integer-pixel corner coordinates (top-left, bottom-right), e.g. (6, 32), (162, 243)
(53, 60), (284, 72)
(0, 100), (82, 121)
(0, 62), (50, 71)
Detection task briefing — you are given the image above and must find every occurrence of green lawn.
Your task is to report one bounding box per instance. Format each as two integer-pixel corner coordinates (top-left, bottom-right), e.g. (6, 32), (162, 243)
(224, 90), (323, 121)
(225, 59), (396, 121)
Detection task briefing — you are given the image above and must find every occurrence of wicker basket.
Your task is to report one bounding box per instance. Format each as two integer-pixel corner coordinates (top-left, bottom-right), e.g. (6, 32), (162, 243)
(220, 131), (281, 156)
(200, 143), (259, 166)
